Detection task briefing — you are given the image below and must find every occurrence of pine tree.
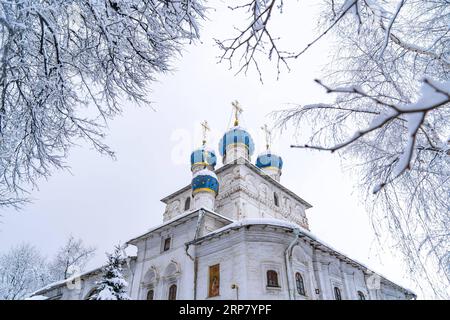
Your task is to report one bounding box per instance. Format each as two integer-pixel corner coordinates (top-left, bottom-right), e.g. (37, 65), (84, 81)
(94, 246), (129, 300)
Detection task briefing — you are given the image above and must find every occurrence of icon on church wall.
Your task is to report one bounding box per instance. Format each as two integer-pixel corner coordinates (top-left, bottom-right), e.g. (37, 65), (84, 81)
(208, 264), (220, 297)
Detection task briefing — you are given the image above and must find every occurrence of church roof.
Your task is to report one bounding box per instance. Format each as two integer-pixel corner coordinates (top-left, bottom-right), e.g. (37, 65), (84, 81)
(160, 158), (312, 209)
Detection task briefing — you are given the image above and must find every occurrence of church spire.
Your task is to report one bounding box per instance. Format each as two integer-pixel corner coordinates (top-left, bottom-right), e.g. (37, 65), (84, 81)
(261, 124), (272, 151)
(219, 101), (255, 164)
(256, 124), (283, 182)
(231, 100), (243, 127)
(190, 121), (217, 173)
(201, 120), (210, 147)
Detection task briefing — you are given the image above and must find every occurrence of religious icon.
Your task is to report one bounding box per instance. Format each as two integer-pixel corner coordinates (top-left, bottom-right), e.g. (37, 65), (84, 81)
(208, 264), (220, 297)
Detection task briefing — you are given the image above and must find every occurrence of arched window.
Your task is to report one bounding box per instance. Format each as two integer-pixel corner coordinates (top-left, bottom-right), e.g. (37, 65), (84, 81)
(334, 287), (342, 300)
(184, 197), (191, 211)
(273, 193), (279, 207)
(266, 270), (279, 287)
(295, 272), (306, 296)
(168, 284), (177, 300)
(146, 289), (154, 300)
(357, 291), (366, 300)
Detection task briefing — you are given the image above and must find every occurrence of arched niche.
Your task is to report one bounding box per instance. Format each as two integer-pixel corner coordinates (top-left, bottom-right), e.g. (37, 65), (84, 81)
(142, 266), (159, 286)
(164, 261), (181, 279)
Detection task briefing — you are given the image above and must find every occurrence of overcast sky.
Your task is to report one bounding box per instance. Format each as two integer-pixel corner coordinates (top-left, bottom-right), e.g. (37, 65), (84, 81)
(0, 2), (417, 295)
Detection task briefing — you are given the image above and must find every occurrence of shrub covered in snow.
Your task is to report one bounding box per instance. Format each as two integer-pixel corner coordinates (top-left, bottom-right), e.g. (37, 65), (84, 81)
(93, 246), (129, 300)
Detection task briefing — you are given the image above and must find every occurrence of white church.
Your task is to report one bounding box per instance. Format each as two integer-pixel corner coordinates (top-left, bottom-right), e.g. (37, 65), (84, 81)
(33, 103), (416, 300)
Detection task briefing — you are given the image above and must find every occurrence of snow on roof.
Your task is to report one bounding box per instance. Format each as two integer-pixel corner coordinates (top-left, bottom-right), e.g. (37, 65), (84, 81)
(32, 266), (103, 295)
(227, 125), (247, 131)
(32, 255), (138, 296)
(192, 217), (310, 242)
(126, 207), (234, 245)
(257, 150), (280, 157)
(192, 146), (216, 154)
(25, 295), (49, 300)
(193, 168), (218, 179)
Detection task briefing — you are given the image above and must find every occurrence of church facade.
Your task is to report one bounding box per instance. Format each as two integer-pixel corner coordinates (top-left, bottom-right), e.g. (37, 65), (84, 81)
(32, 107), (415, 300)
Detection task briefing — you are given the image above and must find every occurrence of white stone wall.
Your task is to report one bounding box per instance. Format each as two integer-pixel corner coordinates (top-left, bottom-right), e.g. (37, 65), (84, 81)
(129, 216), (198, 300)
(192, 225), (411, 301)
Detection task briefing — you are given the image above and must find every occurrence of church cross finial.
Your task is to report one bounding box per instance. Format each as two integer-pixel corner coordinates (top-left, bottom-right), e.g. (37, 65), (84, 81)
(261, 124), (272, 150)
(231, 100), (243, 126)
(201, 120), (210, 146)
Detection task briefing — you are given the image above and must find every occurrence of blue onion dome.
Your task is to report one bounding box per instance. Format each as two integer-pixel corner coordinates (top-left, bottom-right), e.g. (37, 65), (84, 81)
(190, 147), (217, 168)
(218, 126), (255, 156)
(256, 151), (283, 170)
(192, 169), (219, 196)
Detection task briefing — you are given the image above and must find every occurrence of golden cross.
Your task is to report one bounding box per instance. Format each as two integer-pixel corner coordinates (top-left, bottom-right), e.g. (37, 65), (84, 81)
(201, 120), (210, 146)
(231, 100), (243, 126)
(261, 124), (272, 150)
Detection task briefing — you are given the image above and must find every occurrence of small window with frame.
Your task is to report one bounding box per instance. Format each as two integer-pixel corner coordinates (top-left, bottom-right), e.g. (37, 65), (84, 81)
(163, 237), (171, 252)
(273, 193), (279, 207)
(266, 270), (280, 288)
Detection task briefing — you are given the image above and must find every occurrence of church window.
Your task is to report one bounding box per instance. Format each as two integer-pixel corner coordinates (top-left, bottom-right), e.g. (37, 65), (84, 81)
(163, 237), (171, 251)
(295, 272), (306, 296)
(334, 287), (342, 300)
(266, 270), (280, 287)
(168, 284), (177, 300)
(184, 197), (191, 211)
(357, 291), (366, 300)
(147, 289), (154, 300)
(208, 264), (220, 297)
(274, 193), (279, 207)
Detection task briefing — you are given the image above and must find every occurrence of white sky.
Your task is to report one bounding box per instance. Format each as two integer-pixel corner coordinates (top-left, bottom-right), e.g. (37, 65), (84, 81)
(0, 2), (418, 296)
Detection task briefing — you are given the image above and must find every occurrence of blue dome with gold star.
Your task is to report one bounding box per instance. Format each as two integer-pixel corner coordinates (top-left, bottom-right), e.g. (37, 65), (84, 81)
(190, 147), (217, 168)
(219, 126), (255, 156)
(192, 169), (219, 196)
(256, 151), (283, 170)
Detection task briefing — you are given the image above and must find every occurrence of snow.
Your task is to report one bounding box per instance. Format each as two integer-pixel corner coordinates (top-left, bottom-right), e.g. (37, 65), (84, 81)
(368, 109), (397, 129)
(31, 266), (102, 295)
(96, 287), (117, 300)
(390, 78), (449, 178)
(228, 125), (246, 131)
(25, 295), (49, 300)
(94, 247), (130, 300)
(193, 168), (218, 180)
(127, 208), (234, 244)
(201, 217), (311, 241)
(398, 78), (450, 112)
(193, 146), (216, 154)
(257, 150), (273, 157)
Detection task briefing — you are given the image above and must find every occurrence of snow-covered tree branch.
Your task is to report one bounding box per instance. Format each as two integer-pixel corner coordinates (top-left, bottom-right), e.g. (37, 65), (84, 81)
(49, 235), (96, 281)
(0, 0), (205, 207)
